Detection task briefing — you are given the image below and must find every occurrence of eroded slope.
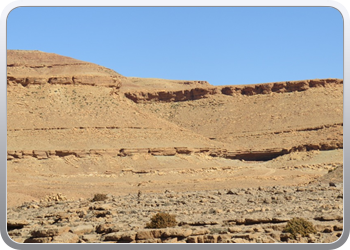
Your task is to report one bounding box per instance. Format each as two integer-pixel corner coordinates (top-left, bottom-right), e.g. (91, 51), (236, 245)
(136, 80), (343, 152)
(6, 50), (343, 211)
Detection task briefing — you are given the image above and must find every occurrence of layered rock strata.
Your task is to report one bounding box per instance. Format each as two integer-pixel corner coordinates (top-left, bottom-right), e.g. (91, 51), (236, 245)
(7, 140), (343, 162)
(124, 78), (343, 103)
(7, 50), (123, 88)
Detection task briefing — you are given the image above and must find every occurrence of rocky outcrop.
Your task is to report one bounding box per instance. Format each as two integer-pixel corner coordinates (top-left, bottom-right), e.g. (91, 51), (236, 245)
(7, 74), (123, 88)
(125, 87), (219, 103)
(124, 78), (343, 103)
(7, 183), (343, 243)
(7, 73), (212, 91)
(221, 79), (343, 96)
(7, 141), (343, 162)
(7, 50), (123, 89)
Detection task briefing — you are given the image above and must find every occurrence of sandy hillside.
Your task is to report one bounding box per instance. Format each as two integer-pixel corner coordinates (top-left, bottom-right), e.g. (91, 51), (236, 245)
(6, 50), (343, 244)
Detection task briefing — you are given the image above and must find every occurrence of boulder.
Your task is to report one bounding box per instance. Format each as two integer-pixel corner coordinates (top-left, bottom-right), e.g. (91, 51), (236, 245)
(69, 224), (94, 235)
(7, 219), (29, 230)
(31, 226), (70, 237)
(52, 232), (79, 243)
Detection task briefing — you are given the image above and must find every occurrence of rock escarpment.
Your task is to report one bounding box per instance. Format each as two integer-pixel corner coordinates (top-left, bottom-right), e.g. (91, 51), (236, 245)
(124, 78), (343, 103)
(7, 50), (123, 88)
(7, 140), (343, 162)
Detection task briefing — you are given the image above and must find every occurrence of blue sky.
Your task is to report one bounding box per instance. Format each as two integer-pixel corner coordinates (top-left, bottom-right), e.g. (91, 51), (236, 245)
(7, 7), (343, 86)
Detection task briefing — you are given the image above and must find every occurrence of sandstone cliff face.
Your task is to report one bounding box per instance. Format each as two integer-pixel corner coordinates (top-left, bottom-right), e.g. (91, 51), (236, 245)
(7, 50), (123, 88)
(220, 78), (343, 96)
(124, 78), (343, 103)
(125, 87), (220, 103)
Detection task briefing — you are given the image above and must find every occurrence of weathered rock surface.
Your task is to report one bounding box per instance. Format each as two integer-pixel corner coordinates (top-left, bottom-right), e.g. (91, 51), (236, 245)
(124, 79), (342, 103)
(6, 142), (343, 162)
(7, 50), (123, 88)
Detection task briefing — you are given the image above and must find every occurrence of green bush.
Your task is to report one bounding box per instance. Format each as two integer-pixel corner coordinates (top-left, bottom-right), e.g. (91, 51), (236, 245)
(283, 218), (317, 239)
(92, 193), (108, 202)
(146, 212), (177, 228)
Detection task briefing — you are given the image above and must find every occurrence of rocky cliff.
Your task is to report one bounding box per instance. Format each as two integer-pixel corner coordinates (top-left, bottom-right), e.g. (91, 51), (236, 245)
(124, 78), (343, 103)
(7, 50), (123, 88)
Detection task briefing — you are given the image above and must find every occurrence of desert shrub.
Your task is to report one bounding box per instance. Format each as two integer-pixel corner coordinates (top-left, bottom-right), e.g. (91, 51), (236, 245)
(328, 167), (337, 173)
(283, 218), (317, 239)
(146, 212), (177, 228)
(92, 193), (108, 202)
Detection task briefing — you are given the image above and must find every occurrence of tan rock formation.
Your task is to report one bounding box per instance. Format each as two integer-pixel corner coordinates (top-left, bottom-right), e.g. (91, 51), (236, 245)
(6, 50), (343, 244)
(7, 50), (123, 88)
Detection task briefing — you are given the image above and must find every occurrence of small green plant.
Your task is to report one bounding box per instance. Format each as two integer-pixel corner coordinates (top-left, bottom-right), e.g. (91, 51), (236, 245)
(328, 165), (340, 173)
(170, 103), (179, 109)
(92, 193), (108, 202)
(146, 212), (177, 228)
(283, 218), (317, 239)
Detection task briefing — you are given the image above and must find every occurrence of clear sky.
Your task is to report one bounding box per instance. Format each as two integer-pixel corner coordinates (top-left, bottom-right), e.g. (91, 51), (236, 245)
(7, 7), (343, 86)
